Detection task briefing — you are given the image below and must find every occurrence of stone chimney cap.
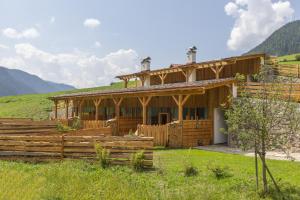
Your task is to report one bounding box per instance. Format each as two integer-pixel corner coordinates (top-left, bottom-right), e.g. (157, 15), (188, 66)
(141, 57), (151, 63)
(187, 46), (197, 53)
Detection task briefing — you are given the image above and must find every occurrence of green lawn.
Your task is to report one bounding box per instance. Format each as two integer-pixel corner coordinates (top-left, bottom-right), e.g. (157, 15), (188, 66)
(278, 53), (300, 65)
(0, 149), (299, 200)
(0, 81), (136, 120)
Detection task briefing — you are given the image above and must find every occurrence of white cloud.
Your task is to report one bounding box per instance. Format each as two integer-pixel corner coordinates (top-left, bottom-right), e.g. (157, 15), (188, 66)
(94, 41), (102, 48)
(0, 44), (9, 49)
(2, 27), (40, 39)
(225, 0), (294, 51)
(0, 43), (139, 88)
(50, 16), (55, 24)
(83, 18), (101, 28)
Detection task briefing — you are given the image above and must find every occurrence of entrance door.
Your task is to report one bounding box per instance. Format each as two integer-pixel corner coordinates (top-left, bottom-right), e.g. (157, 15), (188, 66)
(214, 108), (228, 144)
(159, 113), (169, 125)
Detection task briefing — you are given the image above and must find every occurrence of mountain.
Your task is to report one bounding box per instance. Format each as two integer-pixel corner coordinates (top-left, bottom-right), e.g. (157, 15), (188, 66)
(247, 20), (300, 56)
(0, 66), (75, 96)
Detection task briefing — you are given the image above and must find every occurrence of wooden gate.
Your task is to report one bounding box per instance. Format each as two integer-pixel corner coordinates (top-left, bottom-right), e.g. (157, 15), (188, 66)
(167, 122), (183, 148)
(137, 124), (168, 146)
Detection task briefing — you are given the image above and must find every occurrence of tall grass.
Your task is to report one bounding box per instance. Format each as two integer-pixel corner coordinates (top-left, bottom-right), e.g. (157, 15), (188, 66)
(0, 150), (299, 200)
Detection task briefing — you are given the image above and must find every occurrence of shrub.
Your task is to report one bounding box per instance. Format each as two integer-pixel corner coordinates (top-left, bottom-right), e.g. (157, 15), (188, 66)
(184, 164), (198, 177)
(128, 129), (134, 136)
(71, 117), (81, 130)
(295, 55), (300, 61)
(131, 150), (145, 172)
(57, 123), (72, 132)
(182, 148), (198, 177)
(94, 144), (110, 168)
(208, 164), (232, 179)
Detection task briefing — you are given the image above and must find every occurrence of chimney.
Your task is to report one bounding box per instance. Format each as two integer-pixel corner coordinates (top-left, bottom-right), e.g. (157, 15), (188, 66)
(187, 46), (197, 63)
(141, 57), (151, 71)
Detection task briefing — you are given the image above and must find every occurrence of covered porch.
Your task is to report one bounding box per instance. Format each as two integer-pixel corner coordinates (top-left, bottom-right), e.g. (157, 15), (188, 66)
(50, 78), (235, 147)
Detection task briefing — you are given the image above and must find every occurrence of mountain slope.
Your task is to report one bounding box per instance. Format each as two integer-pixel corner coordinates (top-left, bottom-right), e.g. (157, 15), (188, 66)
(247, 20), (300, 56)
(0, 81), (136, 120)
(0, 66), (75, 96)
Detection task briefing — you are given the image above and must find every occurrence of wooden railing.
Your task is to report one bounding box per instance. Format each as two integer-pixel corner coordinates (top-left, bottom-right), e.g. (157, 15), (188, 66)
(137, 124), (168, 146)
(81, 120), (106, 129)
(0, 134), (153, 167)
(273, 64), (300, 78)
(239, 82), (300, 101)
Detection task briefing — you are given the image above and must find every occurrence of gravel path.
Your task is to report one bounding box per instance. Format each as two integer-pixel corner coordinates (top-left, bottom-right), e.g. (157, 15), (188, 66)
(196, 145), (300, 162)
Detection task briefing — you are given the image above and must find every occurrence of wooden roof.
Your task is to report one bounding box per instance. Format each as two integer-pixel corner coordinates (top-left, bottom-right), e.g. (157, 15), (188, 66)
(116, 53), (266, 80)
(50, 78), (235, 100)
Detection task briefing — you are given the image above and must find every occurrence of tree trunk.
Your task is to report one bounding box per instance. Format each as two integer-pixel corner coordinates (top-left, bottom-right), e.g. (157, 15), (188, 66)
(255, 143), (259, 190)
(261, 137), (268, 194)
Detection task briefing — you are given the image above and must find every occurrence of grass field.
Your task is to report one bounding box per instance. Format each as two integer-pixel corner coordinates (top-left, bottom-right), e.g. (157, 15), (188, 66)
(0, 149), (299, 200)
(278, 53), (300, 65)
(0, 81), (136, 120)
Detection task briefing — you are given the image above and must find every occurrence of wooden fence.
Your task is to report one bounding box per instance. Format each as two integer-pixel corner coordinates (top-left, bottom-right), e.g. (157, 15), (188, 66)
(137, 124), (168, 146)
(181, 120), (213, 147)
(0, 134), (153, 167)
(0, 119), (58, 135)
(273, 64), (300, 78)
(137, 120), (213, 147)
(239, 82), (300, 101)
(119, 117), (142, 136)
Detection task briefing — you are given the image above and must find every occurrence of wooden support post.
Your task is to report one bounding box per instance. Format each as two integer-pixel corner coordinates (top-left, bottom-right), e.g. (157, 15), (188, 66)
(124, 79), (128, 88)
(93, 98), (102, 120)
(172, 94), (191, 122)
(138, 96), (152, 124)
(112, 97), (123, 135)
(65, 100), (69, 119)
(159, 73), (167, 85)
(78, 100), (84, 119)
(112, 97), (123, 119)
(54, 100), (58, 120)
(210, 65), (224, 79)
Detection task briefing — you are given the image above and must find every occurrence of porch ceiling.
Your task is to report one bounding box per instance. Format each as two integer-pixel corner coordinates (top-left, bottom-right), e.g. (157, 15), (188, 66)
(49, 78), (235, 101)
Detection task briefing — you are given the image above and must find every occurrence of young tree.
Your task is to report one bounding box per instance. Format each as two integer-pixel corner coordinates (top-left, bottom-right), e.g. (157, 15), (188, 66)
(225, 65), (300, 195)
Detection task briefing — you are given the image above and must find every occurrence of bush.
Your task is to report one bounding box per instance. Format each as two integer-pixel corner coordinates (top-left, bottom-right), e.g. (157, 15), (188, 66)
(208, 164), (232, 179)
(131, 150), (145, 172)
(182, 148), (198, 177)
(295, 55), (300, 61)
(184, 164), (198, 177)
(71, 117), (81, 130)
(57, 123), (72, 132)
(94, 144), (110, 168)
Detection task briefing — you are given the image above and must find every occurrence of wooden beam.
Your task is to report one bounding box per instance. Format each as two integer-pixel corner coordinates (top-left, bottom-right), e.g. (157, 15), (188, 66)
(93, 98), (102, 120)
(178, 95), (183, 121)
(158, 73), (167, 85)
(182, 94), (191, 105)
(65, 100), (69, 120)
(138, 96), (152, 124)
(124, 79), (128, 88)
(171, 94), (191, 121)
(78, 99), (84, 119)
(54, 100), (58, 120)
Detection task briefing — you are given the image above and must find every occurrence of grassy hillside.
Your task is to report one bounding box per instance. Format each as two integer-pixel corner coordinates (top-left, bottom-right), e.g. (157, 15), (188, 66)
(278, 53), (300, 65)
(247, 20), (300, 56)
(0, 81), (136, 120)
(0, 149), (299, 200)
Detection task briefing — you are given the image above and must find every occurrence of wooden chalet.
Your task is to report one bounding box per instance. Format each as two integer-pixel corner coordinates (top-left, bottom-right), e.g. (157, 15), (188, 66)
(49, 47), (266, 147)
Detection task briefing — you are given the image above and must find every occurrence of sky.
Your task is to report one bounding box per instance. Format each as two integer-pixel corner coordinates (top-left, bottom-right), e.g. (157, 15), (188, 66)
(0, 0), (299, 88)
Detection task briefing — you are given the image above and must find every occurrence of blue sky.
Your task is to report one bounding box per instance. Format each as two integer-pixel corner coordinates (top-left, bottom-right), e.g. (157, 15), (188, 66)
(0, 0), (299, 88)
